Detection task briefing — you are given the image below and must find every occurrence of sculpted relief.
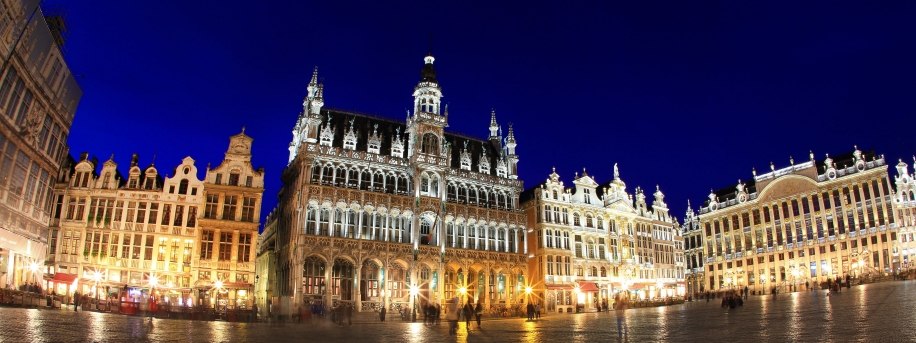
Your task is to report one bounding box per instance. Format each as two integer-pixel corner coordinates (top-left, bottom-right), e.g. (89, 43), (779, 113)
(758, 176), (819, 202)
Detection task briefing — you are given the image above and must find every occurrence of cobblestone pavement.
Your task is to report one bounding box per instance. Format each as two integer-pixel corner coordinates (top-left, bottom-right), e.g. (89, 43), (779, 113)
(2, 281), (915, 342)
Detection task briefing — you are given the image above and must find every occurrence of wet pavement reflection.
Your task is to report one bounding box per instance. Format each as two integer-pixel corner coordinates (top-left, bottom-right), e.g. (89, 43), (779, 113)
(1, 281), (915, 342)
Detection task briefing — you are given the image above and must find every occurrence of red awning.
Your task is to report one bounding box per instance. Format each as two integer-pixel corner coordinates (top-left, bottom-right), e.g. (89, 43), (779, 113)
(221, 281), (251, 289)
(576, 281), (599, 292)
(44, 273), (78, 283)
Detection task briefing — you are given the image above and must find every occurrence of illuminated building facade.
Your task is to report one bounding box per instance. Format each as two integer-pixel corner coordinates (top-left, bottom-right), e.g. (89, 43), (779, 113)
(0, 1), (83, 289)
(521, 166), (684, 313)
(695, 148), (898, 294)
(274, 54), (528, 314)
(44, 131), (263, 309)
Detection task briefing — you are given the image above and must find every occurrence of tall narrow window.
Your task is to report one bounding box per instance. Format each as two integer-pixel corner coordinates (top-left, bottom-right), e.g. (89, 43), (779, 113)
(222, 195), (237, 220)
(241, 197), (256, 222)
(238, 233), (251, 262)
(205, 194), (219, 218)
(228, 173), (240, 186)
(219, 232), (233, 261)
(200, 230), (214, 259)
(178, 179), (188, 194)
(187, 206), (197, 227)
(173, 205), (184, 226)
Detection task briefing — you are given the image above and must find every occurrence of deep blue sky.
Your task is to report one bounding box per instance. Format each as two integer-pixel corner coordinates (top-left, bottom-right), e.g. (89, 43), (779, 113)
(54, 1), (916, 228)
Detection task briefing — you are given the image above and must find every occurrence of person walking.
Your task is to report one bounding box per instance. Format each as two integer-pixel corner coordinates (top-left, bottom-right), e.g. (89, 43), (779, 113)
(73, 291), (80, 312)
(380, 306), (386, 322)
(346, 303), (353, 326)
(615, 292), (629, 338)
(526, 302), (534, 321)
(535, 302), (540, 320)
(464, 300), (473, 331)
(474, 300), (483, 328)
(447, 298), (459, 335)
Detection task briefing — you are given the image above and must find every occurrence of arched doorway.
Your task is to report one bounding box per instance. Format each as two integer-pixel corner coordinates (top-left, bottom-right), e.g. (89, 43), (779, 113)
(333, 259), (354, 302)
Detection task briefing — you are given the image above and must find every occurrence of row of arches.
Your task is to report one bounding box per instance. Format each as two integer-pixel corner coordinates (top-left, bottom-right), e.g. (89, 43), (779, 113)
(311, 163), (410, 195)
(301, 254), (527, 306)
(301, 205), (524, 253)
(446, 183), (516, 210)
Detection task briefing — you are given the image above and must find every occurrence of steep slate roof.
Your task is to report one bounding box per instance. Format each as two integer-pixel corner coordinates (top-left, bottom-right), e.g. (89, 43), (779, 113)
(320, 107), (504, 173)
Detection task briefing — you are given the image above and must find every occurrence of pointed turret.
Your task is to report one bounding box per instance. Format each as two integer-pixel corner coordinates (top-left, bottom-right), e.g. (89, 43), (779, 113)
(306, 67), (319, 100)
(489, 110), (499, 140)
(506, 123), (518, 179)
(412, 53), (445, 122)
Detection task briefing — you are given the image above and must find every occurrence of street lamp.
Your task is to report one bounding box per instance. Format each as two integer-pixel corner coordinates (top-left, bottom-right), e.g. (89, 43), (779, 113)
(148, 274), (159, 322)
(409, 284), (419, 322)
(93, 271), (102, 310)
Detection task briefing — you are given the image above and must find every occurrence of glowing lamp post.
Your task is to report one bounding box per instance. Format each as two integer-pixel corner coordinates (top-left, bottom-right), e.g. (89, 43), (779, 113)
(459, 286), (467, 306)
(148, 275), (159, 322)
(409, 285), (419, 322)
(93, 271), (102, 310)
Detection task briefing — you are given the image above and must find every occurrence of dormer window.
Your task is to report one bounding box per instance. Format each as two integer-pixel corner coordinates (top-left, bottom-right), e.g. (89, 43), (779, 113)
(229, 173), (240, 186)
(552, 190), (558, 200)
(368, 142), (379, 154)
(144, 176), (155, 190)
(319, 123), (334, 147)
(72, 171), (90, 188)
(460, 155), (471, 170)
(343, 130), (357, 150)
(101, 172), (111, 189)
(128, 175), (139, 188)
(584, 189), (591, 204)
(496, 161), (507, 178)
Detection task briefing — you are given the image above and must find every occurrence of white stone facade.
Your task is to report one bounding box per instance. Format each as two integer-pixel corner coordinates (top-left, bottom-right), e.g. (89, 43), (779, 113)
(274, 54), (528, 314)
(521, 167), (684, 314)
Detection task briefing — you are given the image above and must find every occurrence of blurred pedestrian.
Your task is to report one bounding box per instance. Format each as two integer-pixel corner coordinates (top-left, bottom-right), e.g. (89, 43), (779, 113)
(474, 300), (483, 328)
(346, 303), (353, 326)
(380, 306), (387, 322)
(615, 292), (629, 338)
(447, 298), (459, 335)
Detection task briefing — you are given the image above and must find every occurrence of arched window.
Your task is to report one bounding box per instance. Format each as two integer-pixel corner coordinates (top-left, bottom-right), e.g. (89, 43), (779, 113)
(591, 267), (598, 277)
(335, 168), (346, 187)
(420, 220), (432, 245)
(397, 175), (409, 195)
(302, 256), (326, 295)
(347, 169), (359, 188)
(447, 183), (457, 202)
(385, 175), (396, 194)
(458, 186), (467, 204)
(600, 267), (607, 277)
(430, 175), (439, 197)
(374, 171), (384, 191)
(178, 179), (189, 194)
(322, 166), (334, 184)
(421, 174), (430, 193)
(360, 171), (371, 190)
(573, 213), (581, 226)
(333, 209), (344, 237)
(552, 190), (558, 200)
(319, 209), (330, 235)
(422, 133), (439, 155)
(586, 215), (594, 228)
(597, 216), (604, 230)
(309, 165), (320, 184)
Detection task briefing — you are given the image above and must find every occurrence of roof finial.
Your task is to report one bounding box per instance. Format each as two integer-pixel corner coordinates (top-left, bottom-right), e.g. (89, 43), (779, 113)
(241, 126), (246, 134)
(789, 156), (794, 165)
(752, 167), (756, 176)
(552, 166), (556, 173)
(809, 150), (814, 161)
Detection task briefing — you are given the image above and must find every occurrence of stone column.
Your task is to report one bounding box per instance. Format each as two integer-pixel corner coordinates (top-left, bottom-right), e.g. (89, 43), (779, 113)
(355, 259), (362, 312)
(324, 256), (334, 313)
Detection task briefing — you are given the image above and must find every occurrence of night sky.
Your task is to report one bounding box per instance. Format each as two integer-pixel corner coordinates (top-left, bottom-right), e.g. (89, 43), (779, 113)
(53, 1), (916, 229)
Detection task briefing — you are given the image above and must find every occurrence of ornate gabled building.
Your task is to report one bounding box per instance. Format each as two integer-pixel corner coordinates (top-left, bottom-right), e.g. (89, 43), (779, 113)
(44, 131), (263, 311)
(521, 165), (684, 313)
(275, 54), (528, 314)
(693, 147), (898, 295)
(682, 200), (705, 296)
(893, 158), (916, 272)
